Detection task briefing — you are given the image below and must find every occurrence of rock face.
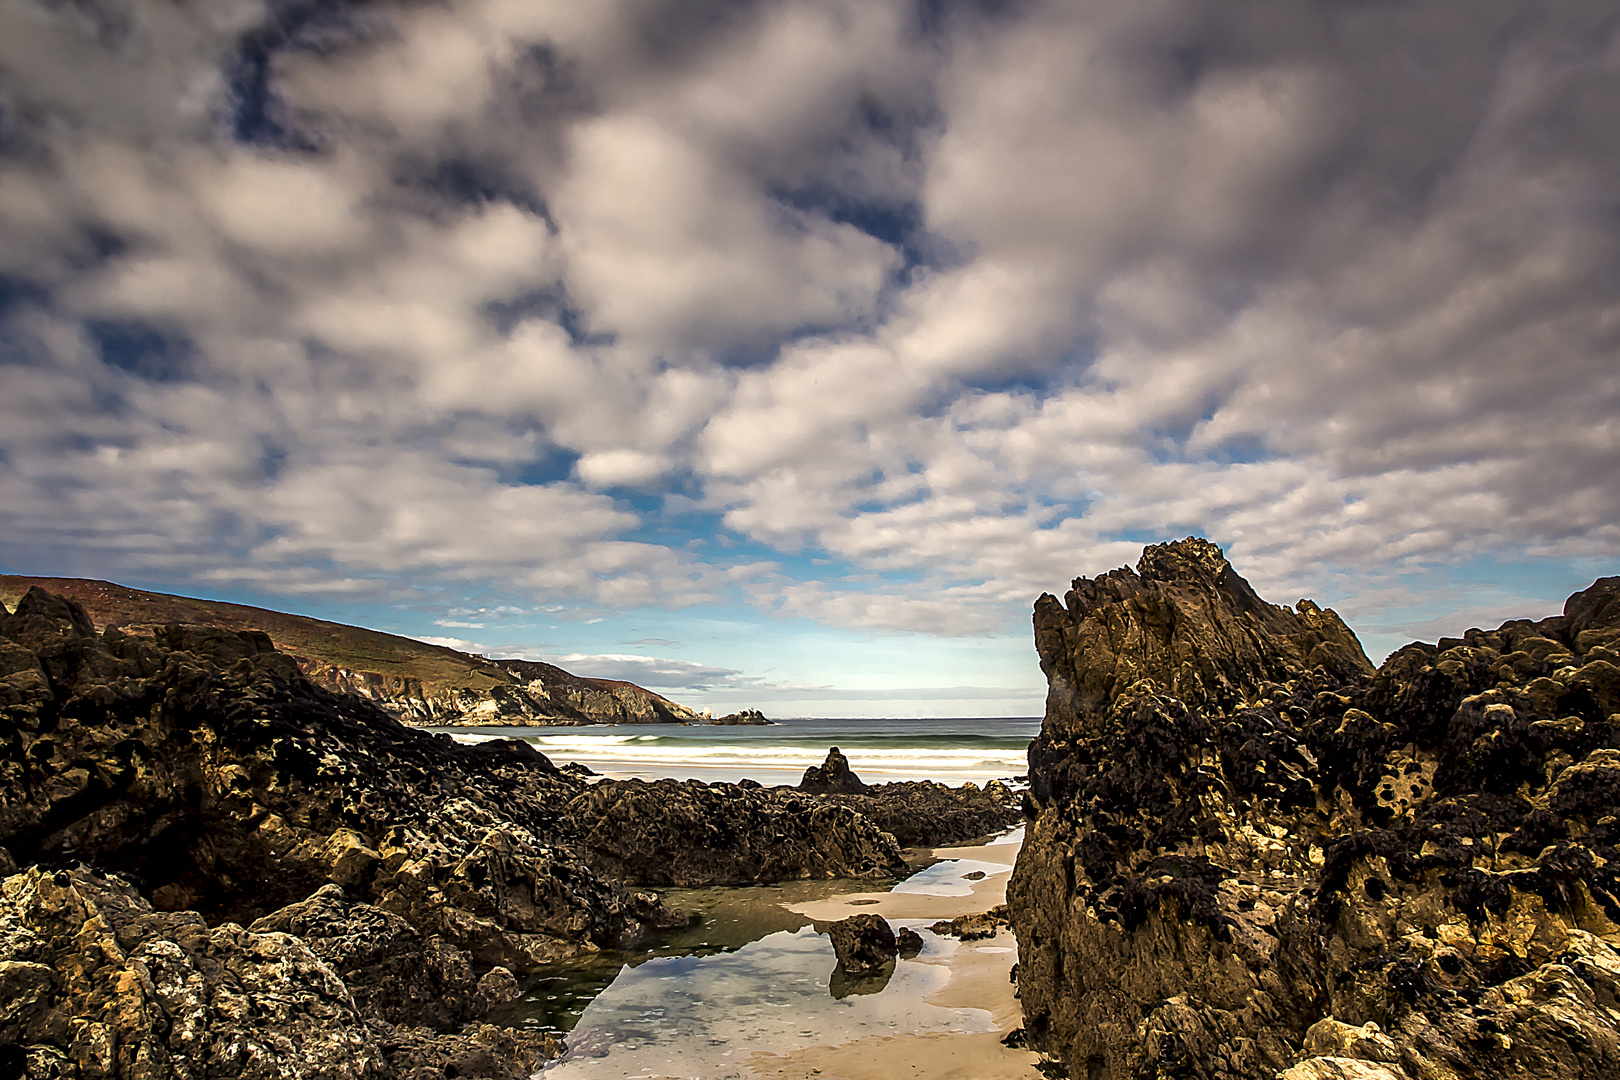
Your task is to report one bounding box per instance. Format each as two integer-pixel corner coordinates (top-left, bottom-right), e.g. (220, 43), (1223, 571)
(0, 865), (389, 1080)
(1009, 538), (1620, 1080)
(800, 747), (870, 794)
(566, 778), (908, 886)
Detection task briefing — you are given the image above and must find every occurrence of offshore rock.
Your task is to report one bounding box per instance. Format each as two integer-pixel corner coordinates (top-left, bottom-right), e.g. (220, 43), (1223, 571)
(800, 746), (869, 793)
(566, 778), (907, 886)
(708, 709), (774, 725)
(1009, 538), (1620, 1080)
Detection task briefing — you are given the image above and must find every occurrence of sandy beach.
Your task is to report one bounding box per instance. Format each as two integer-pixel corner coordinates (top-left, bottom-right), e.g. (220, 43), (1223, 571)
(746, 833), (1043, 1080)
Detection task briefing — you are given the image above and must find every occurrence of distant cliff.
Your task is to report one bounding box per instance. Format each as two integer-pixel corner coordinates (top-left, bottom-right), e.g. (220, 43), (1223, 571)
(0, 576), (701, 725)
(1010, 538), (1620, 1079)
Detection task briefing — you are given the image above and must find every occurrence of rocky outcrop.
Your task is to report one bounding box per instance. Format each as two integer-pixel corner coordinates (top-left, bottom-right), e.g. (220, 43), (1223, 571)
(708, 709), (774, 725)
(1, 584), (1025, 1077)
(1010, 538), (1620, 1080)
(0, 588), (677, 1075)
(800, 747), (870, 793)
(823, 779), (1022, 848)
(565, 778), (908, 886)
(0, 865), (389, 1079)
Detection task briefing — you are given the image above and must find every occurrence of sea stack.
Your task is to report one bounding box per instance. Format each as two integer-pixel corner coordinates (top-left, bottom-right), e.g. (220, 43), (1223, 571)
(1009, 537), (1620, 1079)
(800, 746), (869, 793)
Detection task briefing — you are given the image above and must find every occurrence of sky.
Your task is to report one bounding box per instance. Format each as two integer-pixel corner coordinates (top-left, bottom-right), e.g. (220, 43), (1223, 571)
(1, 0), (1617, 717)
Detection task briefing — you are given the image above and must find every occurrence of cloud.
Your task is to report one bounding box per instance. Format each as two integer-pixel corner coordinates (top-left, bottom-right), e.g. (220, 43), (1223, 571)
(0, 0), (1615, 665)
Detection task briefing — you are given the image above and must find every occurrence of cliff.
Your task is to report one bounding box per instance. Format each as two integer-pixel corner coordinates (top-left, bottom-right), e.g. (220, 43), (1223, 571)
(0, 575), (702, 726)
(1010, 538), (1620, 1079)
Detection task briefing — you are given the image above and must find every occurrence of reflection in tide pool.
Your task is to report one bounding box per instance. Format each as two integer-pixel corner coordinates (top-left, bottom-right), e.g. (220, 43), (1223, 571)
(538, 926), (991, 1079)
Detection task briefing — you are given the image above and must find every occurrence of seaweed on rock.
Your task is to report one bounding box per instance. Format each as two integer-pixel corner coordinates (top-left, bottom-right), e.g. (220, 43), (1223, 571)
(1009, 539), (1620, 1080)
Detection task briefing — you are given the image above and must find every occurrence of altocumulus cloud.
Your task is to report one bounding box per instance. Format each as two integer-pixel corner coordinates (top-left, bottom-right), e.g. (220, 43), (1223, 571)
(0, 0), (1616, 657)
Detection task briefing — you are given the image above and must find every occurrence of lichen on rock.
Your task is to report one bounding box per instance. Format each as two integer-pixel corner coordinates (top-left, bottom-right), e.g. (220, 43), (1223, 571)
(1010, 539), (1620, 1079)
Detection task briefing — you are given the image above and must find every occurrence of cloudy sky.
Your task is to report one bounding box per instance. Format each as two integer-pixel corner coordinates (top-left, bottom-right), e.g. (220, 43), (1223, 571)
(1, 0), (1616, 716)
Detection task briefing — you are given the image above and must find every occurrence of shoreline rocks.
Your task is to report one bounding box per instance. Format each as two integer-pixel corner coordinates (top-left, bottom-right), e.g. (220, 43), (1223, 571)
(1010, 538), (1620, 1080)
(1, 586), (972, 1078)
(800, 746), (869, 793)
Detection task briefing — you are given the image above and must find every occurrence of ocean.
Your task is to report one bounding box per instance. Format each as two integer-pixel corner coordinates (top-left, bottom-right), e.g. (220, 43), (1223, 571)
(447, 715), (1043, 1075)
(439, 715), (1041, 787)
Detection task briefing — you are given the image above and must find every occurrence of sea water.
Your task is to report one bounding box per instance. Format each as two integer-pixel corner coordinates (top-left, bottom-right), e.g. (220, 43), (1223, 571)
(453, 717), (1040, 1077)
(441, 715), (1040, 787)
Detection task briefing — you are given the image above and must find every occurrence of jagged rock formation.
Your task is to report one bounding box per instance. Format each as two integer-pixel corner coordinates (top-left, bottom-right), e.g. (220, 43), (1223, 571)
(821, 778), (1022, 848)
(565, 778), (908, 886)
(800, 746), (870, 793)
(0, 587), (915, 1077)
(1009, 538), (1620, 1080)
(0, 865), (393, 1079)
(708, 709), (774, 725)
(0, 575), (702, 726)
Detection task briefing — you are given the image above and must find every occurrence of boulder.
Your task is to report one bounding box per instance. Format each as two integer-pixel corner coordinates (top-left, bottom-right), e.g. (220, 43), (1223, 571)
(799, 747), (869, 794)
(248, 884), (486, 1029)
(566, 777), (906, 886)
(827, 913), (897, 973)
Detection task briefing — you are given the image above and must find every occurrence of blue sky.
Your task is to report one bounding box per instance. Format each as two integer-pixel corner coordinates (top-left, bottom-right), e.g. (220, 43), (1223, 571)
(1, 0), (1616, 716)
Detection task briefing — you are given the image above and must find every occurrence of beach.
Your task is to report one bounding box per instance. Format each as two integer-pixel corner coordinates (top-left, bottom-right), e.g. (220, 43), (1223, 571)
(526, 828), (1041, 1080)
(758, 832), (1039, 1080)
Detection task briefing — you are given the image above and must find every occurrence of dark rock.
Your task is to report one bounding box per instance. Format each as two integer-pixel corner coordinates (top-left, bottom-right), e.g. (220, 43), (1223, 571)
(897, 926), (924, 956)
(566, 777), (906, 886)
(827, 912), (897, 973)
(248, 883), (486, 1029)
(0, 599), (655, 970)
(709, 709), (774, 725)
(1010, 538), (1620, 1080)
(476, 966), (522, 1007)
(819, 779), (1022, 847)
(800, 747), (869, 794)
(929, 905), (1009, 941)
(368, 1020), (557, 1080)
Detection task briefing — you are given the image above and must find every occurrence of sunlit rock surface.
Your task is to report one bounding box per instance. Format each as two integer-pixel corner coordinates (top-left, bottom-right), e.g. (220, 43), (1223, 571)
(1010, 538), (1620, 1079)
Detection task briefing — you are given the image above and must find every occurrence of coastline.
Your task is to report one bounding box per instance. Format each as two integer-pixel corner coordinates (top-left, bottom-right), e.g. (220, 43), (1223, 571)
(755, 832), (1040, 1080)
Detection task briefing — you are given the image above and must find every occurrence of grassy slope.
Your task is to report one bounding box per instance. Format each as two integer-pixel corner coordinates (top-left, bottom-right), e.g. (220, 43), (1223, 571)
(0, 576), (689, 710)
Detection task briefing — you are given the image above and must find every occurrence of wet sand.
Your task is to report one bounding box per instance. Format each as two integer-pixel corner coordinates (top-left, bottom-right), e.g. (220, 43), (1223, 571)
(749, 833), (1042, 1080)
(528, 830), (1042, 1080)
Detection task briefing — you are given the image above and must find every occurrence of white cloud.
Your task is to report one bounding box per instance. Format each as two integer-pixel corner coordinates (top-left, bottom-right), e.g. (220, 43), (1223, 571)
(0, 0), (1616, 661)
